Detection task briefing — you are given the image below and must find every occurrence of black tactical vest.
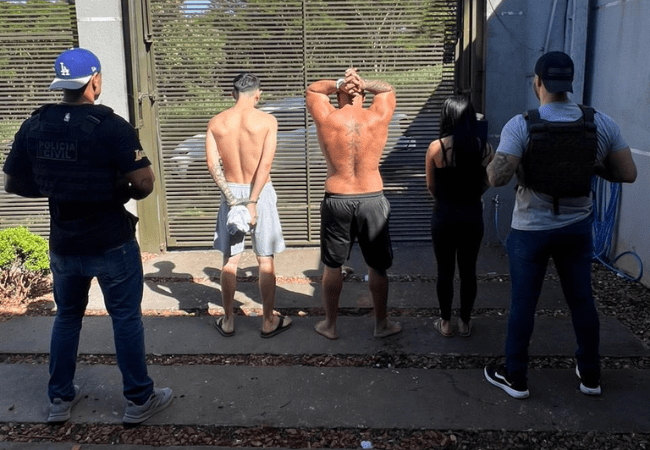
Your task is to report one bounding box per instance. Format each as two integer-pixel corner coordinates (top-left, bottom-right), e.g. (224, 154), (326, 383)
(521, 105), (597, 214)
(26, 104), (116, 202)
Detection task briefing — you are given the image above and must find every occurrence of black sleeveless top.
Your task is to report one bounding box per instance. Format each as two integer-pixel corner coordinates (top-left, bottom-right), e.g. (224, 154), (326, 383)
(433, 138), (486, 207)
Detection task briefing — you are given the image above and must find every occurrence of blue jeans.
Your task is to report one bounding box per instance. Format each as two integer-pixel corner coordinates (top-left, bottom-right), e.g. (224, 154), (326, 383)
(48, 239), (154, 404)
(505, 215), (600, 383)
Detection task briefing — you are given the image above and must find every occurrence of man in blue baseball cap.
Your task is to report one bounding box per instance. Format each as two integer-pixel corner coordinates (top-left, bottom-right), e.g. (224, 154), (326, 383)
(3, 48), (173, 424)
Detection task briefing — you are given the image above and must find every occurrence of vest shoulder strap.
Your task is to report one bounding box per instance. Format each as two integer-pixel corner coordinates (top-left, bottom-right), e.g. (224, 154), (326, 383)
(28, 104), (56, 130)
(524, 108), (541, 123)
(578, 104), (597, 137)
(524, 108), (549, 137)
(80, 105), (114, 134)
(578, 104), (595, 122)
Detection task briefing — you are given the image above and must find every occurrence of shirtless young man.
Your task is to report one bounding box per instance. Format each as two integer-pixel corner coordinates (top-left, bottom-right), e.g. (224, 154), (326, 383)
(206, 72), (291, 338)
(306, 68), (402, 340)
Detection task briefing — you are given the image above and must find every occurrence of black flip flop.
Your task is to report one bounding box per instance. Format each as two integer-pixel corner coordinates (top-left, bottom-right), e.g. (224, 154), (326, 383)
(260, 315), (292, 338)
(213, 317), (235, 337)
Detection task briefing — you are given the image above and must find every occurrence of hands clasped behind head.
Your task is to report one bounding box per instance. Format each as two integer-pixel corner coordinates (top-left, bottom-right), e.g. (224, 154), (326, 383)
(342, 68), (363, 97)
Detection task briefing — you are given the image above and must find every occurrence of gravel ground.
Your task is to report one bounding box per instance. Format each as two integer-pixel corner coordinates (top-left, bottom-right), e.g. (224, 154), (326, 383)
(2, 423), (650, 449)
(1, 262), (649, 448)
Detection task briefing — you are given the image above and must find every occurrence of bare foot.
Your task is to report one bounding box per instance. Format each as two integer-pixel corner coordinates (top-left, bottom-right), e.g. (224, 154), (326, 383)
(314, 320), (338, 340)
(374, 320), (402, 339)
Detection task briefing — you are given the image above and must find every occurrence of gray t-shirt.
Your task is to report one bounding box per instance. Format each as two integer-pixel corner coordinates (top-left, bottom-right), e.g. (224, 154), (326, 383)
(496, 101), (628, 231)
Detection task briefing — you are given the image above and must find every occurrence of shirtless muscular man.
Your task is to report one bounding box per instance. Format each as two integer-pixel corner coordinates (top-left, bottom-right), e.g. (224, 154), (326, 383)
(306, 68), (402, 340)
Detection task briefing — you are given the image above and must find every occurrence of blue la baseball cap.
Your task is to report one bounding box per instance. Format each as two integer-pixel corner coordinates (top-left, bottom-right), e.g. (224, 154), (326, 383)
(49, 48), (101, 90)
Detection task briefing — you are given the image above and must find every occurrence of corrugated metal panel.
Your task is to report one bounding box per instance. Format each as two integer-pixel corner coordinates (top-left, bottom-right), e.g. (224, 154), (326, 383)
(150, 0), (457, 247)
(0, 1), (78, 236)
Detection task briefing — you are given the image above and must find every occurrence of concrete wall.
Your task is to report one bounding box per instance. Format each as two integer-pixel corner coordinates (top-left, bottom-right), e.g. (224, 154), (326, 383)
(75, 0), (137, 217)
(75, 0), (128, 118)
(484, 0), (648, 285)
(587, 0), (650, 285)
(483, 0), (582, 247)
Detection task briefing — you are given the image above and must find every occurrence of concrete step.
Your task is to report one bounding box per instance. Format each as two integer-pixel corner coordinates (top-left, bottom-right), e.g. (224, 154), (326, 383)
(1, 363), (649, 432)
(1, 316), (646, 358)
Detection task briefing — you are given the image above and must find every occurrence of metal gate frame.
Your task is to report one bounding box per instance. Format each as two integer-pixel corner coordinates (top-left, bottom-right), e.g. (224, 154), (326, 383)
(122, 0), (168, 252)
(123, 0), (486, 253)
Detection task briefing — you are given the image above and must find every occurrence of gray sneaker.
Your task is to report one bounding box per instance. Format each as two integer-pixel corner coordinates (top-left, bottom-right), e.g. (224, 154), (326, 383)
(123, 387), (173, 424)
(48, 385), (83, 423)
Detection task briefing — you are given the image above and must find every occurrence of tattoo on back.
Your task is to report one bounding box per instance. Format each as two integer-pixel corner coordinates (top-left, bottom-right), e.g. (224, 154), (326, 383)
(345, 119), (362, 169)
(346, 119), (362, 147)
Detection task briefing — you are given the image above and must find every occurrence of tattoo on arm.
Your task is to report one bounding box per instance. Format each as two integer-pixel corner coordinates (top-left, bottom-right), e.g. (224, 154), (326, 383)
(362, 79), (394, 94)
(487, 153), (518, 187)
(208, 160), (238, 206)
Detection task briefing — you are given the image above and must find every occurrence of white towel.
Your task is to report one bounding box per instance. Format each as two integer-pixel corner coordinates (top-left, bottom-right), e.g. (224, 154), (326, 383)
(226, 205), (251, 234)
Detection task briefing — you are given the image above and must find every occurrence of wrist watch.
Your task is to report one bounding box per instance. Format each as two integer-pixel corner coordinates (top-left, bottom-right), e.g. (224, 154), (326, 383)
(336, 78), (345, 90)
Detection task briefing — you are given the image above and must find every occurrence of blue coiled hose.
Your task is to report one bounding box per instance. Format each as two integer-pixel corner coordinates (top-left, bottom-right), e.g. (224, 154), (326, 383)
(591, 177), (643, 282)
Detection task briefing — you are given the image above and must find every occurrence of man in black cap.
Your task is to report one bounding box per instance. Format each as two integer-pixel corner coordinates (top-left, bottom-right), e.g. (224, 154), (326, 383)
(483, 51), (637, 398)
(3, 48), (172, 423)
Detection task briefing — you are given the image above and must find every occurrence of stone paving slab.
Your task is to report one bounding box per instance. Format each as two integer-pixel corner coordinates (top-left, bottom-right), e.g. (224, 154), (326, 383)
(2, 245), (643, 447)
(86, 278), (564, 312)
(140, 244), (511, 281)
(1, 364), (649, 432)
(1, 316), (646, 358)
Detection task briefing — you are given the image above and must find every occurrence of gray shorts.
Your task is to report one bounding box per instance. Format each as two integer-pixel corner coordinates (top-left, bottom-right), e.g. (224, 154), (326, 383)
(213, 182), (285, 258)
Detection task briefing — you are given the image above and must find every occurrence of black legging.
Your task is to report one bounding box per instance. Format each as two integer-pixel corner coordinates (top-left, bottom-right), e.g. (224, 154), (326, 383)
(431, 202), (484, 323)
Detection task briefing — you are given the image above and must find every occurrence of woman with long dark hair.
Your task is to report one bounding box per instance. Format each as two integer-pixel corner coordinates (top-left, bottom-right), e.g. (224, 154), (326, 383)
(425, 96), (494, 337)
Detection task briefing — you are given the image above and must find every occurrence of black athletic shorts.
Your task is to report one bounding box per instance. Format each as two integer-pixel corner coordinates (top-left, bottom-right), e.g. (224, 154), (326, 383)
(320, 192), (393, 270)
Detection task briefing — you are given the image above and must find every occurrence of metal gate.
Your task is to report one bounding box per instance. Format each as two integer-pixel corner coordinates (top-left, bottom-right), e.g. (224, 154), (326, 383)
(0, 1), (78, 237)
(149, 0), (457, 247)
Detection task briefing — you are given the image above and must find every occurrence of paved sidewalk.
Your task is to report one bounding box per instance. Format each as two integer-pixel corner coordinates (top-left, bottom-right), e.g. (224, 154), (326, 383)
(1, 243), (649, 449)
(86, 244), (533, 312)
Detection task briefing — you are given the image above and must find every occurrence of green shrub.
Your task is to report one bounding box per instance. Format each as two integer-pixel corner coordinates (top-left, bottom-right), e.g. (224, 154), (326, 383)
(0, 226), (49, 273)
(0, 227), (50, 304)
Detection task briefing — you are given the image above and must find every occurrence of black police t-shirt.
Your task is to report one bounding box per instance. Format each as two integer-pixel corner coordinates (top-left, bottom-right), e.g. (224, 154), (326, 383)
(3, 104), (151, 255)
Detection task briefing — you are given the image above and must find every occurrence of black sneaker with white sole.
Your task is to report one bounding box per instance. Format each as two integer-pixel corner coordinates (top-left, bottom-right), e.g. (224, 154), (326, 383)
(576, 366), (601, 396)
(484, 363), (529, 399)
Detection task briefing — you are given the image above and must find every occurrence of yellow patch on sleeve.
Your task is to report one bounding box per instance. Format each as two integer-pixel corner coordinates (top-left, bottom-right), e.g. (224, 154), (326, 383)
(134, 149), (146, 161)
